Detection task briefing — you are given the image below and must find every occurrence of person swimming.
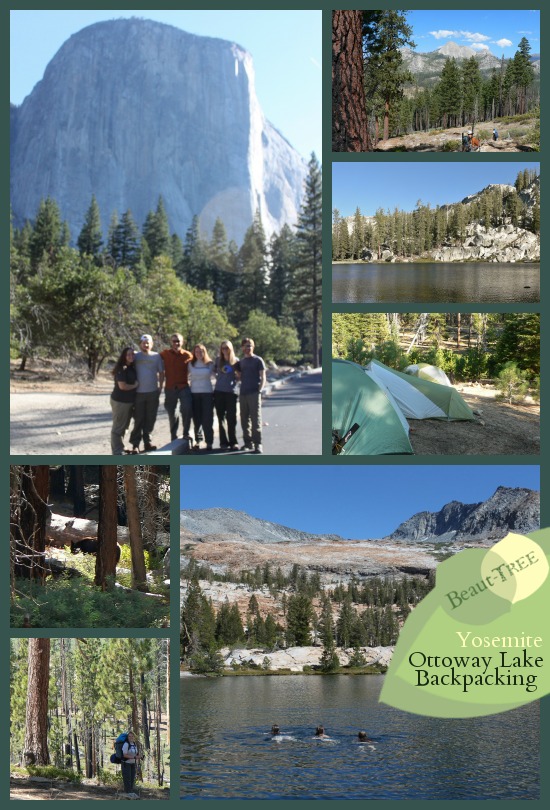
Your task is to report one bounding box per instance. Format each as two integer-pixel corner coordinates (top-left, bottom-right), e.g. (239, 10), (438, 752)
(314, 725), (331, 740)
(271, 725), (280, 735)
(357, 731), (372, 742)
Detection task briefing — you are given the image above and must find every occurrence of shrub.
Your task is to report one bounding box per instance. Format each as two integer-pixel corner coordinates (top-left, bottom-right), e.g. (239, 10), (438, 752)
(494, 362), (529, 404)
(442, 140), (460, 152)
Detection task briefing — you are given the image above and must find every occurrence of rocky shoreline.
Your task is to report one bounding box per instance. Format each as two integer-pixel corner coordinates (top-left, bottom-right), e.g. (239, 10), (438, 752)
(181, 645), (394, 674)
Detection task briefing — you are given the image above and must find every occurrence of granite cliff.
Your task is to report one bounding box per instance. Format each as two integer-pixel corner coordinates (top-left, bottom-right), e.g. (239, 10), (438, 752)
(10, 18), (307, 244)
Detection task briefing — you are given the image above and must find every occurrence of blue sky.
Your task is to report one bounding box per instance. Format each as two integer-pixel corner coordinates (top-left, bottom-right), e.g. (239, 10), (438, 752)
(10, 9), (321, 161)
(180, 465), (539, 539)
(407, 9), (539, 56)
(333, 163), (540, 218)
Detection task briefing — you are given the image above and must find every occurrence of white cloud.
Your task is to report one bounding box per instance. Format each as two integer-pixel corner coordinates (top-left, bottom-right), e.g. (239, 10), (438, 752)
(429, 29), (490, 43)
(494, 38), (513, 48)
(462, 31), (491, 43)
(471, 43), (490, 51)
(429, 29), (456, 39)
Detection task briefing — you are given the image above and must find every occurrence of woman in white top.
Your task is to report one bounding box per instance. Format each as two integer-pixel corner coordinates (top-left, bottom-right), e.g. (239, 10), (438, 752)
(188, 344), (215, 450)
(121, 731), (140, 797)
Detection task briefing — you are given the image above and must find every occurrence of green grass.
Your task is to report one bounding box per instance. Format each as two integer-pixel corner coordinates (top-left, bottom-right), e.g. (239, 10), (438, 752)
(11, 765), (82, 783)
(11, 576), (169, 628)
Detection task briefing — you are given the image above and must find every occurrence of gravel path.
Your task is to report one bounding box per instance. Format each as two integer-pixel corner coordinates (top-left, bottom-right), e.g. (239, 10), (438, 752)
(10, 370), (322, 456)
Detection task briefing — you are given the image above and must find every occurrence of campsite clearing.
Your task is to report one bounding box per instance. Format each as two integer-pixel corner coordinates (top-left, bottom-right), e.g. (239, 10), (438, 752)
(408, 382), (539, 455)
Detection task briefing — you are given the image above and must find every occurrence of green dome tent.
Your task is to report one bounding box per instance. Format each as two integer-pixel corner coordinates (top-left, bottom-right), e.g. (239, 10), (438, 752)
(404, 362), (451, 386)
(367, 359), (475, 421)
(332, 359), (413, 455)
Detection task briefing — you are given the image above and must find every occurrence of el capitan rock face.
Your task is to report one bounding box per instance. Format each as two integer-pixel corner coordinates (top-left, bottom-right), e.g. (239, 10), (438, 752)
(10, 18), (307, 244)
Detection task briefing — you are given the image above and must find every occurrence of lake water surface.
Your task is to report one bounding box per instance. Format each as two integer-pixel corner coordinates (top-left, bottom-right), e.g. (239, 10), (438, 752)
(180, 674), (539, 800)
(332, 262), (540, 303)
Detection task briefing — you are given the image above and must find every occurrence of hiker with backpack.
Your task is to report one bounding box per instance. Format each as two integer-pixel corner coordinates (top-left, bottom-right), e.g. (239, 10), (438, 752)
(112, 731), (140, 798)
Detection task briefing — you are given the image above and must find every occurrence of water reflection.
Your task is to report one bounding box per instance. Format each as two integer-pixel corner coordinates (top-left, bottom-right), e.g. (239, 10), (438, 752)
(332, 262), (540, 304)
(181, 674), (539, 799)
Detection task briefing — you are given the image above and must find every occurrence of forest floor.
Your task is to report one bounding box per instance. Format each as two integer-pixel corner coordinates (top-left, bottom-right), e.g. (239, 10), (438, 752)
(408, 381), (539, 455)
(10, 774), (169, 800)
(374, 117), (538, 152)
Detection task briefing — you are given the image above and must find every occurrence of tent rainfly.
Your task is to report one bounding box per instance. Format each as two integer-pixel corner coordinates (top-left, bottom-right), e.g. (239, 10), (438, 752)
(404, 362), (452, 386)
(366, 359), (475, 421)
(332, 359), (413, 455)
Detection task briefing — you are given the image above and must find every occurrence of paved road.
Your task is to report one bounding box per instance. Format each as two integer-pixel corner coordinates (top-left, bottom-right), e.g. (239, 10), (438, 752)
(10, 370), (322, 457)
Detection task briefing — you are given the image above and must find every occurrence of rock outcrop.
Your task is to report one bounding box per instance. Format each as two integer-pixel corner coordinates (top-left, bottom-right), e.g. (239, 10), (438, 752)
(432, 223), (540, 262)
(10, 18), (307, 244)
(386, 486), (540, 544)
(220, 645), (393, 672)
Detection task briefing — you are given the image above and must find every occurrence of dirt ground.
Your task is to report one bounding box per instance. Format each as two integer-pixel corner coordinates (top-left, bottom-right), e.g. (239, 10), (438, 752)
(10, 775), (169, 800)
(374, 118), (538, 152)
(408, 381), (539, 455)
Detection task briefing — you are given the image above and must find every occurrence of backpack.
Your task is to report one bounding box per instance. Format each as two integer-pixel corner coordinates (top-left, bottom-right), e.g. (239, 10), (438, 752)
(109, 732), (129, 764)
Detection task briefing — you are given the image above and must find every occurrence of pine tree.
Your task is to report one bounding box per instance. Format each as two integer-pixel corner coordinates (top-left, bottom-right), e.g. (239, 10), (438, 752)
(142, 196), (171, 261)
(267, 224), (297, 320)
(363, 9), (415, 141)
(286, 594), (313, 646)
(332, 10), (370, 151)
(77, 195), (103, 261)
(291, 154), (322, 365)
(29, 197), (64, 271)
(437, 58), (462, 128)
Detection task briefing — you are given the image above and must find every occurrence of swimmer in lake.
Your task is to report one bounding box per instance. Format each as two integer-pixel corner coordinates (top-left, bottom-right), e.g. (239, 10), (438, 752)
(357, 731), (372, 743)
(314, 725), (331, 739)
(271, 725), (280, 735)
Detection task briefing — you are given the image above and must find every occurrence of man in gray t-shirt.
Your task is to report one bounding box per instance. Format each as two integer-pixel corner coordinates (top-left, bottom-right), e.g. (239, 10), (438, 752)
(233, 337), (266, 453)
(129, 334), (165, 452)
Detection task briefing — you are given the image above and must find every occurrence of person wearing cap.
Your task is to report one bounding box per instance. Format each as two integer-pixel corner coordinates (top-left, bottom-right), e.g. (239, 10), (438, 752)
(128, 334), (165, 453)
(233, 337), (266, 453)
(160, 333), (193, 442)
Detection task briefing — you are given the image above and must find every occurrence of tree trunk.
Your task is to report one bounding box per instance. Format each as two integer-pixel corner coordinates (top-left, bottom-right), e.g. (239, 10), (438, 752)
(24, 638), (51, 766)
(332, 10), (370, 151)
(384, 98), (390, 141)
(14, 466), (50, 580)
(95, 466), (119, 587)
(67, 466), (86, 517)
(124, 467), (148, 591)
(142, 466), (159, 551)
(156, 665), (163, 786)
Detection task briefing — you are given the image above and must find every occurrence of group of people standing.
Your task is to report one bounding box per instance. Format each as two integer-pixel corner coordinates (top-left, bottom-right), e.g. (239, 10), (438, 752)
(110, 334), (267, 455)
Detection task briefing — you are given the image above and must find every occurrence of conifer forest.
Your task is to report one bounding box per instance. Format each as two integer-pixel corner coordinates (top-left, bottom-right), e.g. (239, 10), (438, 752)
(10, 638), (169, 795)
(10, 465), (170, 628)
(10, 155), (322, 373)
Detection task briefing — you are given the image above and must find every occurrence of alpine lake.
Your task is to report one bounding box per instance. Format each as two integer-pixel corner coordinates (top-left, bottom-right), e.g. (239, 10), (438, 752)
(180, 674), (539, 800)
(332, 262), (540, 304)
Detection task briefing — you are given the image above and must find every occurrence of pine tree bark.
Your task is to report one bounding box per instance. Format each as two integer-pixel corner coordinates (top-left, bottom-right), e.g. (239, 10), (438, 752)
(332, 10), (370, 151)
(124, 467), (148, 591)
(24, 638), (51, 765)
(14, 466), (50, 580)
(95, 466), (119, 587)
(142, 466), (160, 551)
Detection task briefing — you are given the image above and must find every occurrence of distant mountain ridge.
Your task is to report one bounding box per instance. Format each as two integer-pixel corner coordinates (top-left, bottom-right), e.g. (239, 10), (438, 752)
(385, 486), (540, 544)
(181, 486), (540, 548)
(400, 41), (540, 89)
(181, 508), (345, 544)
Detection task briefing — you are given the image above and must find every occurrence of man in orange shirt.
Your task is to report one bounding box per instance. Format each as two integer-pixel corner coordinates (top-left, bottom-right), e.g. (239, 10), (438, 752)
(160, 333), (193, 441)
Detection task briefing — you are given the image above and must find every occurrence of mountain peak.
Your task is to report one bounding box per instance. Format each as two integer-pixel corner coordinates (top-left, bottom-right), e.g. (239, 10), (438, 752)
(436, 41), (476, 59)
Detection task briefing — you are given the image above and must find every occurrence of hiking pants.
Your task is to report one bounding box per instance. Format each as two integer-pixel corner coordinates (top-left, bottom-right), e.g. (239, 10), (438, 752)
(129, 390), (160, 448)
(164, 386), (192, 440)
(121, 761), (136, 793)
(240, 392), (262, 447)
